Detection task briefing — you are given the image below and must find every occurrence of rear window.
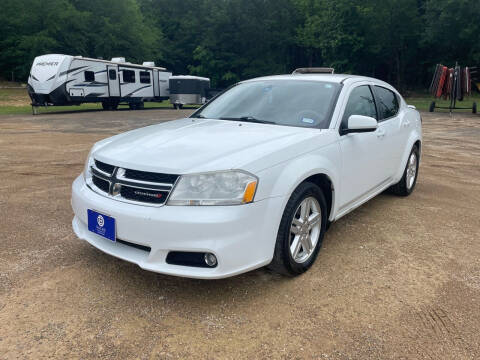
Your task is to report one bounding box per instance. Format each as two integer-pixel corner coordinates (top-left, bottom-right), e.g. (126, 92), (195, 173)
(123, 70), (135, 83)
(374, 86), (399, 120)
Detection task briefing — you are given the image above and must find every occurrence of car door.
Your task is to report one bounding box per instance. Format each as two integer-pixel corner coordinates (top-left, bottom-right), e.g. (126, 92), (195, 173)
(337, 84), (390, 211)
(372, 85), (403, 176)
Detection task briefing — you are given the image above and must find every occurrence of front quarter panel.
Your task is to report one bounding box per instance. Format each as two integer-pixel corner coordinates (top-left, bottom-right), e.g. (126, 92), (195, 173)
(394, 108), (423, 182)
(254, 132), (341, 221)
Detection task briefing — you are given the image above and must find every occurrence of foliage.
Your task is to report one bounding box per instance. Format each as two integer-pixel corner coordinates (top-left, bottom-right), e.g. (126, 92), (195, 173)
(1, 0), (479, 90)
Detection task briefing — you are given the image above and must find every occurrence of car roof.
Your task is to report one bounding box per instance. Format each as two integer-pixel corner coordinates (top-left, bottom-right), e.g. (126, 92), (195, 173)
(242, 73), (394, 89)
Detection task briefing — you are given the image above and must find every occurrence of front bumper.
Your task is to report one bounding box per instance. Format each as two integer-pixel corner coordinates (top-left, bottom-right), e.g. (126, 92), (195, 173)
(71, 176), (285, 279)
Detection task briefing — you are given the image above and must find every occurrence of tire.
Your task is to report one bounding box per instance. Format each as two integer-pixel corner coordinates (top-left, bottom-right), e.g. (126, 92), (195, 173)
(389, 145), (420, 197)
(268, 182), (327, 276)
(102, 101), (111, 111)
(473, 102), (477, 114)
(128, 103), (138, 110)
(110, 101), (119, 111)
(429, 101), (435, 112)
(137, 101), (144, 110)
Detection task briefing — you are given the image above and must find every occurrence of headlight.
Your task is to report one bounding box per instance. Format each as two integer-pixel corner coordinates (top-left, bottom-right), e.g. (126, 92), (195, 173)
(167, 170), (258, 206)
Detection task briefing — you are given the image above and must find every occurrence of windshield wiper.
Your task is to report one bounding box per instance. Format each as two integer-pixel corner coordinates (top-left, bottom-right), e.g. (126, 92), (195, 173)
(218, 116), (275, 124)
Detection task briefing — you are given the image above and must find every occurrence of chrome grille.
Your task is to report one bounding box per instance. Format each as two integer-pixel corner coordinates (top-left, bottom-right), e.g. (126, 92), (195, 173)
(88, 160), (179, 206)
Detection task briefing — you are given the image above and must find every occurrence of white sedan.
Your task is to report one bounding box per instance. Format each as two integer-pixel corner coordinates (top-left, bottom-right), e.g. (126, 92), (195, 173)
(71, 73), (422, 279)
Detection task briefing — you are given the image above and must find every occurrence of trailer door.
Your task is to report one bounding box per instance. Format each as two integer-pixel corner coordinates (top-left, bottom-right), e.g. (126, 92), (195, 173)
(107, 65), (120, 97)
(153, 69), (160, 97)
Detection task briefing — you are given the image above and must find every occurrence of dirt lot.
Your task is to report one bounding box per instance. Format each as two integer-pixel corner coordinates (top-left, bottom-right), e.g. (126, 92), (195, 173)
(0, 108), (479, 359)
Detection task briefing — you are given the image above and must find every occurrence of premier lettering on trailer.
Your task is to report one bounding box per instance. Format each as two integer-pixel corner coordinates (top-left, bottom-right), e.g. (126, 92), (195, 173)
(36, 62), (59, 66)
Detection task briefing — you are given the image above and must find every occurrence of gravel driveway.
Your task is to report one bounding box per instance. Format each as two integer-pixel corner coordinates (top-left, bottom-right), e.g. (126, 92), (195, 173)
(0, 109), (479, 359)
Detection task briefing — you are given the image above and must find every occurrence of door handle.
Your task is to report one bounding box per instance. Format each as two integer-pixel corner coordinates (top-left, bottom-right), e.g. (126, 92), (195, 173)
(376, 129), (386, 138)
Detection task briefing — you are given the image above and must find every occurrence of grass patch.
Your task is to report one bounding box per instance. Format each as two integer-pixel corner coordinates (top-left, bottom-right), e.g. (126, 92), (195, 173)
(404, 92), (479, 112)
(0, 85), (477, 115)
(0, 97), (194, 115)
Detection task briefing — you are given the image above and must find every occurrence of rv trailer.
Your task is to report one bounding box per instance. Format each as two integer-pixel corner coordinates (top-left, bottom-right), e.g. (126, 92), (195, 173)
(169, 75), (211, 109)
(27, 54), (172, 111)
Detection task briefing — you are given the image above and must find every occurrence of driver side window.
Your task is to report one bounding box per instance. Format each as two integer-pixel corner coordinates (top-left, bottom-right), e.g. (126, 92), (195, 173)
(341, 86), (377, 129)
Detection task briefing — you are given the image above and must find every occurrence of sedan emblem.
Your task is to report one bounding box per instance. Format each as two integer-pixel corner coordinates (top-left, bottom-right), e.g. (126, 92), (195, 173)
(97, 215), (104, 227)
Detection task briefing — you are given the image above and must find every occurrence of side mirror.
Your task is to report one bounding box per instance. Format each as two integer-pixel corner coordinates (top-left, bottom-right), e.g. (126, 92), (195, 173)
(341, 115), (378, 135)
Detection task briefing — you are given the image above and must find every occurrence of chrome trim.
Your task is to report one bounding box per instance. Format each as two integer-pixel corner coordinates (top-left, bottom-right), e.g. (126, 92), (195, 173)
(92, 162), (113, 176)
(117, 168), (174, 188)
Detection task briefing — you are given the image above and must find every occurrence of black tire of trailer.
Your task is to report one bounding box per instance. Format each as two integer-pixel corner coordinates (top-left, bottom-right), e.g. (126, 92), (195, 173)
(102, 101), (119, 111)
(473, 102), (477, 114)
(429, 101), (435, 112)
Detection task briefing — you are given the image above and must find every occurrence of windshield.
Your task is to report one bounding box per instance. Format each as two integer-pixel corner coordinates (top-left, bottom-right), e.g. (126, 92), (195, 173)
(192, 80), (341, 129)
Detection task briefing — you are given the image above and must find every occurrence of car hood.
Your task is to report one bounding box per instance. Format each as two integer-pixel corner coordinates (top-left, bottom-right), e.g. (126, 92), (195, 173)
(93, 118), (329, 174)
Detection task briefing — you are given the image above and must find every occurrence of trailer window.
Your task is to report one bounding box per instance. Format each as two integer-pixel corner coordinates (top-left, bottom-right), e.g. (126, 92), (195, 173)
(123, 70), (135, 83)
(140, 71), (151, 84)
(84, 71), (95, 82)
(109, 69), (117, 80)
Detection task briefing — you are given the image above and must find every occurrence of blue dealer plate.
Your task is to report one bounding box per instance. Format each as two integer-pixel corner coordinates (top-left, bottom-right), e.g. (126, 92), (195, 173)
(87, 209), (116, 242)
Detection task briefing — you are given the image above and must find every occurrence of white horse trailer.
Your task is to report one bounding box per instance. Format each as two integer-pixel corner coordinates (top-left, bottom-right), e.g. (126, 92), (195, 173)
(27, 54), (172, 111)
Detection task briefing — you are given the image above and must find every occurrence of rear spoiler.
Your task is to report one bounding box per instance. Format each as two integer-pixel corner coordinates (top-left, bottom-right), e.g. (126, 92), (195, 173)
(292, 67), (335, 75)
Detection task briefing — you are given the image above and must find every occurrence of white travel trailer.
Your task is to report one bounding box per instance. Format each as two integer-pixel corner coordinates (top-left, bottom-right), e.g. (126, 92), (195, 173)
(27, 54), (172, 111)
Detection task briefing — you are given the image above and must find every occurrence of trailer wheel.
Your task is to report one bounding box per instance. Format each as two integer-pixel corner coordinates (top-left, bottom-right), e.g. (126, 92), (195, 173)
(429, 101), (435, 112)
(102, 101), (111, 111)
(137, 101), (144, 110)
(129, 103), (138, 110)
(110, 101), (119, 111)
(473, 102), (477, 114)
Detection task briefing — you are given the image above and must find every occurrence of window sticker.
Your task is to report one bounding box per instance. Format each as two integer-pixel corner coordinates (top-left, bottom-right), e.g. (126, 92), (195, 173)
(302, 117), (315, 124)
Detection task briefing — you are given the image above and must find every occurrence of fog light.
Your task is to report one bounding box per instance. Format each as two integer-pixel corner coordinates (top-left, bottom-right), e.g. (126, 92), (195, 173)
(204, 253), (217, 267)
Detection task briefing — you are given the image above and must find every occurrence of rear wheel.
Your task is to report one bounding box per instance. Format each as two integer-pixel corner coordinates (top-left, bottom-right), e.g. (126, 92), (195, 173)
(473, 102), (477, 114)
(429, 101), (435, 112)
(129, 103), (138, 110)
(268, 182), (327, 276)
(389, 145), (419, 196)
(102, 101), (111, 110)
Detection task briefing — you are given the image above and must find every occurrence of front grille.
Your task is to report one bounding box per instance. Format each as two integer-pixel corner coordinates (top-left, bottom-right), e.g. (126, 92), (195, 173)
(88, 159), (178, 206)
(92, 175), (110, 193)
(120, 185), (169, 205)
(95, 160), (115, 175)
(124, 169), (179, 184)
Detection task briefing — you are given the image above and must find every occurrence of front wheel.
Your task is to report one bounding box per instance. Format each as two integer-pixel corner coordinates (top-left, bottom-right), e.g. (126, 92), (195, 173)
(389, 145), (420, 196)
(268, 182), (327, 276)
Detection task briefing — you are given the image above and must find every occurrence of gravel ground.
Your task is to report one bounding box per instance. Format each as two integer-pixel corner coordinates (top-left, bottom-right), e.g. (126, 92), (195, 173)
(0, 109), (479, 359)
